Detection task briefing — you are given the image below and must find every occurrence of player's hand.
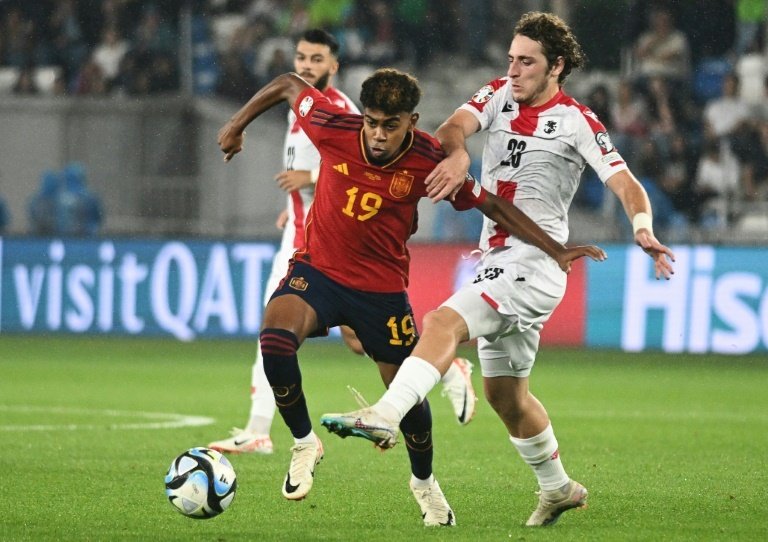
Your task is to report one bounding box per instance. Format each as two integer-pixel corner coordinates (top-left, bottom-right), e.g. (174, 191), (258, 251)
(218, 120), (245, 162)
(425, 150), (471, 203)
(275, 170), (313, 192)
(635, 230), (675, 279)
(556, 245), (607, 273)
(275, 209), (288, 230)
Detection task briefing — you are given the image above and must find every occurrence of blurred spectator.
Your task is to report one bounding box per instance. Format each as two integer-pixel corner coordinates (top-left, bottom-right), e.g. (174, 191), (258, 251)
(264, 47), (293, 82)
(28, 170), (61, 236)
(48, 0), (90, 86)
(91, 26), (129, 86)
(694, 134), (741, 229)
(752, 75), (768, 122)
(12, 65), (40, 95)
(659, 131), (699, 224)
(252, 20), (293, 83)
(632, 6), (691, 85)
(644, 76), (685, 156)
(734, 119), (768, 201)
(586, 84), (612, 129)
(133, 4), (177, 55)
(336, 9), (369, 65)
(734, 42), (766, 105)
(57, 162), (103, 236)
(73, 59), (109, 95)
(703, 73), (750, 139)
(216, 52), (259, 102)
(1, 6), (46, 68)
(610, 79), (648, 162)
(27, 164), (103, 237)
(702, 73), (750, 184)
(631, 138), (689, 240)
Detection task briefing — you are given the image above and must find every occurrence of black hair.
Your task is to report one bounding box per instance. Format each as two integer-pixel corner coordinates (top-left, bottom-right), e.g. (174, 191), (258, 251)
(359, 68), (421, 115)
(297, 28), (339, 56)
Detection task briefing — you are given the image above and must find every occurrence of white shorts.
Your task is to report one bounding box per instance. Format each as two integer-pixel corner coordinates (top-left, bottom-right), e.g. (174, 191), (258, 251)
(440, 245), (566, 378)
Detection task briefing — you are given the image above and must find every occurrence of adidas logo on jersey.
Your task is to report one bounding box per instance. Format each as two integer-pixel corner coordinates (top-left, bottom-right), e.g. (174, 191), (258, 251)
(333, 163), (349, 175)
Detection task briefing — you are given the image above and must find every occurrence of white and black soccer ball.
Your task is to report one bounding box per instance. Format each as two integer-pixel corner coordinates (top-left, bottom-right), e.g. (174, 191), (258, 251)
(164, 447), (237, 519)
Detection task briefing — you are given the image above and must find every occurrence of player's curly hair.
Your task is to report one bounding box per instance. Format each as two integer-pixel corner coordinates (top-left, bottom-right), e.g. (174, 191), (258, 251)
(514, 11), (586, 84)
(359, 68), (421, 115)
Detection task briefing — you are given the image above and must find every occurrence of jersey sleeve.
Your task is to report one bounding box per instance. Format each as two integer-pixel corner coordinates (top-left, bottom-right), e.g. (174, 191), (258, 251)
(291, 87), (347, 148)
(458, 77), (507, 131)
(574, 106), (629, 183)
(450, 174), (488, 211)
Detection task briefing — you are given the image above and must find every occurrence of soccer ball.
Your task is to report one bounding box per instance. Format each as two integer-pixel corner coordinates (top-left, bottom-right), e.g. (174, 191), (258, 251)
(164, 447), (237, 519)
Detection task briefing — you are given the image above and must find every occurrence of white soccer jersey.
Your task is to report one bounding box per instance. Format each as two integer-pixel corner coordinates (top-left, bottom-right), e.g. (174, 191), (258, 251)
(460, 77), (628, 247)
(278, 85), (358, 255)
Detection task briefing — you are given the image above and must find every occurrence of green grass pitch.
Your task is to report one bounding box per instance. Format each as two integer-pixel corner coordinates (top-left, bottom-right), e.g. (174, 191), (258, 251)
(1, 335), (766, 541)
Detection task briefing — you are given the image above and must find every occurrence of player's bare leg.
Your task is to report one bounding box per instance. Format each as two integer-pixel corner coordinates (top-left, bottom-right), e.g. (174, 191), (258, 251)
(485, 376), (587, 526)
(340, 325), (365, 355)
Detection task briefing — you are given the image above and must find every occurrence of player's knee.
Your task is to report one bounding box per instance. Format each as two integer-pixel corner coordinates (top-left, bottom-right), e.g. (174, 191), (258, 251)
(421, 307), (464, 341)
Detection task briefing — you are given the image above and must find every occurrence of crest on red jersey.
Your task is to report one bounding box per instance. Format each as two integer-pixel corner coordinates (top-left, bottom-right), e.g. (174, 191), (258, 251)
(390, 171), (414, 198)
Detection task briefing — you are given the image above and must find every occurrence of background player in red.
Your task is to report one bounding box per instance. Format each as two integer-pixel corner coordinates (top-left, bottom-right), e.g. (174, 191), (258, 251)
(218, 67), (604, 525)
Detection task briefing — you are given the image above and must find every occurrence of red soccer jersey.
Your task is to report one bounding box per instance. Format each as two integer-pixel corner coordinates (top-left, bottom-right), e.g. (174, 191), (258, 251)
(291, 86), (486, 293)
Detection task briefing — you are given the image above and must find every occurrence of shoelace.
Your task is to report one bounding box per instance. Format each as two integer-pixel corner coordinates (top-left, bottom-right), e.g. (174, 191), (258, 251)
(288, 443), (317, 475)
(347, 385), (370, 408)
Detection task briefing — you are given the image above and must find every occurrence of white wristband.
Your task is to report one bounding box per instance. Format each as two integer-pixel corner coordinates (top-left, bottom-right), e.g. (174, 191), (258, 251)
(310, 167), (320, 184)
(632, 212), (653, 235)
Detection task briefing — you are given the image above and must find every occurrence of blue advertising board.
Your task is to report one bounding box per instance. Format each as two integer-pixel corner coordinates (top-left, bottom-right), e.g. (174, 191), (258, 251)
(0, 237), (276, 340)
(587, 244), (768, 354)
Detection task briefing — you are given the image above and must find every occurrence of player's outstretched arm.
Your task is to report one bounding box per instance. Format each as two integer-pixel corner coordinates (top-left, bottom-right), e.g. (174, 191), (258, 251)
(478, 192), (606, 273)
(606, 170), (675, 280)
(218, 73), (312, 162)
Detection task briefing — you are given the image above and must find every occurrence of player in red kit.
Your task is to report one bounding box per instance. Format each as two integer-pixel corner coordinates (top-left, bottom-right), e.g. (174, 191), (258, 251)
(218, 67), (604, 525)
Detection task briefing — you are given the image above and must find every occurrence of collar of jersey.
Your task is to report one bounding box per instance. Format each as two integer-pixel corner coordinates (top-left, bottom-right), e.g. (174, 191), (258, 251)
(517, 87), (565, 114)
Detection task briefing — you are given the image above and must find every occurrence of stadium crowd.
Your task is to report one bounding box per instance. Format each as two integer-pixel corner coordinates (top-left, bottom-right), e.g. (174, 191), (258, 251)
(1, 0), (766, 237)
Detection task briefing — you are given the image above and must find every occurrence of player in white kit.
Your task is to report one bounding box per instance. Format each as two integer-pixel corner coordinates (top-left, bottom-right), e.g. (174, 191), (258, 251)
(209, 30), (477, 455)
(321, 12), (675, 526)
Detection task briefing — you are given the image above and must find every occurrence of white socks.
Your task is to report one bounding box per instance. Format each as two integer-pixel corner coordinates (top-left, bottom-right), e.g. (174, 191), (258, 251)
(246, 349), (276, 435)
(377, 356), (441, 421)
(410, 473), (435, 489)
(439, 360), (463, 387)
(295, 430), (317, 446)
(510, 424), (569, 491)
